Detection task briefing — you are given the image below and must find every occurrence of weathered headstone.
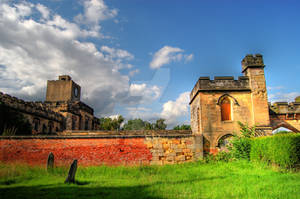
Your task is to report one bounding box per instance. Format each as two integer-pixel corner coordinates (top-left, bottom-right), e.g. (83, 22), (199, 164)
(47, 152), (54, 171)
(65, 159), (78, 184)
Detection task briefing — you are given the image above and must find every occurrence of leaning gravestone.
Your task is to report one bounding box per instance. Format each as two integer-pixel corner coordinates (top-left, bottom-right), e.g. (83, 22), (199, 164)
(47, 152), (54, 171)
(65, 160), (78, 184)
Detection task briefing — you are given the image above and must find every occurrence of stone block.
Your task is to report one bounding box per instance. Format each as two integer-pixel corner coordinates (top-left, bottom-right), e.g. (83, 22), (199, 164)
(175, 155), (185, 161)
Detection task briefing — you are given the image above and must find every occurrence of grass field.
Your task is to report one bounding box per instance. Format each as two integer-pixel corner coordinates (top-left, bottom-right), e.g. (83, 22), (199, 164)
(1, 161), (300, 199)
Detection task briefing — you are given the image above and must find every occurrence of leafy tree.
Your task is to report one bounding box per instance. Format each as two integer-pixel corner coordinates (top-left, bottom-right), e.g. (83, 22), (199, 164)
(99, 115), (124, 130)
(123, 118), (154, 130)
(0, 103), (32, 135)
(173, 124), (191, 130)
(154, 119), (167, 130)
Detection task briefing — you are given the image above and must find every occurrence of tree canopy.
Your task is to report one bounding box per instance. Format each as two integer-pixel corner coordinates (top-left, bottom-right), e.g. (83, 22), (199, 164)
(98, 115), (124, 130)
(173, 124), (191, 130)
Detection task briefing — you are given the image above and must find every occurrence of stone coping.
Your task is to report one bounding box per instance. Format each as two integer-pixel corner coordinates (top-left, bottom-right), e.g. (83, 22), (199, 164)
(0, 134), (194, 139)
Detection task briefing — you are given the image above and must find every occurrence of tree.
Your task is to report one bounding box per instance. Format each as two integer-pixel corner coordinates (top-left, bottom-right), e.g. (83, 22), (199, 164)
(123, 119), (154, 130)
(99, 115), (124, 130)
(173, 124), (191, 130)
(0, 103), (32, 135)
(154, 119), (167, 130)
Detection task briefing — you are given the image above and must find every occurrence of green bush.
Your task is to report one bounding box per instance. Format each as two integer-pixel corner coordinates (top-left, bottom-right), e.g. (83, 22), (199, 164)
(228, 122), (255, 160)
(250, 133), (300, 168)
(229, 137), (252, 160)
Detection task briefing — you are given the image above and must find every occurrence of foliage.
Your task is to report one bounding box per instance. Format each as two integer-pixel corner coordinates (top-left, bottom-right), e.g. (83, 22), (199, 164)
(123, 118), (167, 130)
(0, 103), (32, 135)
(153, 118), (167, 130)
(228, 121), (255, 160)
(99, 115), (124, 130)
(123, 119), (153, 130)
(250, 133), (300, 168)
(1, 161), (300, 199)
(173, 124), (191, 130)
(202, 151), (232, 163)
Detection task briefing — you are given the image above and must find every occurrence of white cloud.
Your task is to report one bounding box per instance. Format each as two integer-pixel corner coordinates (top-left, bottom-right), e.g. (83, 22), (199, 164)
(129, 69), (139, 77)
(160, 92), (190, 126)
(129, 83), (161, 103)
(150, 46), (193, 69)
(101, 46), (134, 60)
(126, 107), (160, 121)
(36, 3), (49, 19)
(74, 0), (117, 36)
(269, 92), (300, 103)
(0, 1), (156, 116)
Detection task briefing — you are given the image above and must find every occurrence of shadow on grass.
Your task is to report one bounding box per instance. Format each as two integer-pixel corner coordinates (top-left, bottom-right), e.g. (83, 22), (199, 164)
(0, 184), (160, 199)
(0, 176), (224, 199)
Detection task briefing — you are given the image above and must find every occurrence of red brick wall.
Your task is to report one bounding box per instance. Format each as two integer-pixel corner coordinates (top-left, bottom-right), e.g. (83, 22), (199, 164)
(0, 136), (203, 166)
(0, 138), (152, 166)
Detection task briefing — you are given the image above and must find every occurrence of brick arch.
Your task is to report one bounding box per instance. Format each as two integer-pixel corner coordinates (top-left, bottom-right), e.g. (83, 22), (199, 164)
(215, 133), (234, 147)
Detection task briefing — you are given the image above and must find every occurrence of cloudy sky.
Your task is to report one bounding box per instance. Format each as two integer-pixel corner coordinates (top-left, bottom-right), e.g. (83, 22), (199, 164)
(0, 0), (300, 128)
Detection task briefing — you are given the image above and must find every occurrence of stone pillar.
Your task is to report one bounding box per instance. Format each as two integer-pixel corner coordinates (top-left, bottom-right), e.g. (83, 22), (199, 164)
(194, 134), (203, 160)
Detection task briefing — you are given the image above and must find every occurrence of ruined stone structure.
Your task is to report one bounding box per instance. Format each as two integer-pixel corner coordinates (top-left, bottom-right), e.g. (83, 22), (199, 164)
(190, 54), (300, 154)
(0, 75), (99, 134)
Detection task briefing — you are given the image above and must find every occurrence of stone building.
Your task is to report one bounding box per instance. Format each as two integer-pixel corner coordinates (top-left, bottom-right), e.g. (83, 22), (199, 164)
(190, 54), (300, 154)
(0, 75), (99, 134)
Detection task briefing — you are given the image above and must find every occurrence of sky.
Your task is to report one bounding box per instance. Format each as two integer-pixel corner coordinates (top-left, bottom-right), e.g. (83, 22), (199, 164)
(0, 0), (300, 128)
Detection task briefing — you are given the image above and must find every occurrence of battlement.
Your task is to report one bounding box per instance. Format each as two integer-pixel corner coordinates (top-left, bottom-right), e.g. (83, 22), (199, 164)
(59, 75), (71, 81)
(190, 76), (250, 103)
(0, 92), (64, 122)
(241, 54), (265, 73)
(269, 101), (300, 114)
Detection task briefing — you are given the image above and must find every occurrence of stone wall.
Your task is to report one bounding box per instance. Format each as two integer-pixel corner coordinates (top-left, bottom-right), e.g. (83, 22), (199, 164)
(0, 133), (203, 166)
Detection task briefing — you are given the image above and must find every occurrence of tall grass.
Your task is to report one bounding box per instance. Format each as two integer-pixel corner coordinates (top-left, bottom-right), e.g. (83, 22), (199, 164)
(1, 161), (300, 199)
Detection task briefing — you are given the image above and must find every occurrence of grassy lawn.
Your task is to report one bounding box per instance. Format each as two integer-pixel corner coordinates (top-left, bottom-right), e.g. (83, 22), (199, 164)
(0, 161), (300, 199)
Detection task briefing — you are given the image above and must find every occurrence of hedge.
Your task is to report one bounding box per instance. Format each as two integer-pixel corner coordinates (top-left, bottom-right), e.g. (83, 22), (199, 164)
(250, 133), (300, 168)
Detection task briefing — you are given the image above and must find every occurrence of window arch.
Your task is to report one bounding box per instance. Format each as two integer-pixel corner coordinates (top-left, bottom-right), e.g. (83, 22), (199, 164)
(33, 118), (40, 131)
(220, 97), (232, 121)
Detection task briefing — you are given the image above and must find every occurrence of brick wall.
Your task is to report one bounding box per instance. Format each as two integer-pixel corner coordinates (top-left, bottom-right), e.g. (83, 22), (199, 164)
(0, 135), (203, 166)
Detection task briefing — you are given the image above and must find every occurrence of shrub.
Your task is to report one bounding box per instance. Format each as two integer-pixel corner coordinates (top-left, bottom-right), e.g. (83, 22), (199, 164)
(229, 137), (252, 160)
(250, 133), (300, 168)
(228, 122), (255, 160)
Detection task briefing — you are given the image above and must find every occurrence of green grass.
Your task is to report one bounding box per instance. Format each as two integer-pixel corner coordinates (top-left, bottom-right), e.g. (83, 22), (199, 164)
(1, 161), (300, 199)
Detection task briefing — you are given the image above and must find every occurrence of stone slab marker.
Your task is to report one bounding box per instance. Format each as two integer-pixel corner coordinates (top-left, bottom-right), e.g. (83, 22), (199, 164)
(65, 160), (78, 184)
(47, 152), (54, 171)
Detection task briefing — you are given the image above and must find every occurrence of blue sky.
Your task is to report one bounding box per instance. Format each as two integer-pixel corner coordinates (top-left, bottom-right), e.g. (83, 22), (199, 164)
(0, 0), (299, 128)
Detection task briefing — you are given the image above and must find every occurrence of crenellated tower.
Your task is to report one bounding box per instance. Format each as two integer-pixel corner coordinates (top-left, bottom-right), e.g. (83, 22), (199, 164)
(242, 54), (270, 127)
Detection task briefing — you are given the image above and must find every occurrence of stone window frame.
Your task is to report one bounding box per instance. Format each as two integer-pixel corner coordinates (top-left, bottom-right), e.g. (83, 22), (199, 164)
(217, 94), (239, 122)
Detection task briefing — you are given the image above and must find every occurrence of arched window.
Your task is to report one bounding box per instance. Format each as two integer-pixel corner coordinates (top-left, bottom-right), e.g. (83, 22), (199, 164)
(84, 116), (89, 130)
(48, 121), (54, 134)
(33, 118), (40, 131)
(220, 97), (232, 121)
(42, 124), (47, 134)
(217, 134), (233, 150)
(72, 116), (76, 130)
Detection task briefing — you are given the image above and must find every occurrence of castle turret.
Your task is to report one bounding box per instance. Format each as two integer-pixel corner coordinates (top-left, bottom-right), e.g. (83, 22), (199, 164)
(46, 75), (81, 102)
(242, 54), (270, 126)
